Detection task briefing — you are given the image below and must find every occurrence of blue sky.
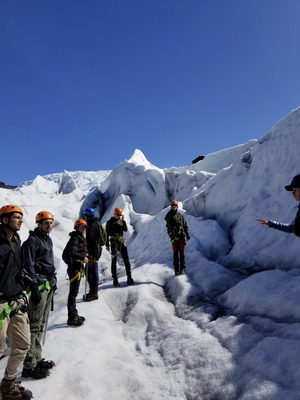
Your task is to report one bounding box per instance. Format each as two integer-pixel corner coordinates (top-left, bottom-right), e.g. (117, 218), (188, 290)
(1, 0), (300, 186)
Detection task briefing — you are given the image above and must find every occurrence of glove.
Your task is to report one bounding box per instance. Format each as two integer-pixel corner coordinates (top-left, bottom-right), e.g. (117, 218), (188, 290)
(31, 285), (41, 304)
(186, 232), (190, 240)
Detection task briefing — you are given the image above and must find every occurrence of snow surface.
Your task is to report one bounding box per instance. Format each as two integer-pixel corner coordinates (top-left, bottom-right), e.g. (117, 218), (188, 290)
(1, 107), (300, 399)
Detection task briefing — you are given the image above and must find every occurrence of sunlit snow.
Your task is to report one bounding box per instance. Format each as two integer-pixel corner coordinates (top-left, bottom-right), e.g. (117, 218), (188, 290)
(1, 107), (300, 399)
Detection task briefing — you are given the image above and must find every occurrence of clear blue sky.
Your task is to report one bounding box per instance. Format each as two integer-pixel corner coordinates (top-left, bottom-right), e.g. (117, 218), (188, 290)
(1, 0), (300, 186)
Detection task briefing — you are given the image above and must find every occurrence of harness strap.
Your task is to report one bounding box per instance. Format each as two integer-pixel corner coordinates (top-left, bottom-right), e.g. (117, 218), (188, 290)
(27, 281), (50, 298)
(110, 236), (126, 252)
(0, 294), (28, 328)
(69, 267), (85, 283)
(0, 304), (12, 328)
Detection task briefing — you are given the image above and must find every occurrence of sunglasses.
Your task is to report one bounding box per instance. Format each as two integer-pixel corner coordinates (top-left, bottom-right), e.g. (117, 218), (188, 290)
(171, 205), (178, 208)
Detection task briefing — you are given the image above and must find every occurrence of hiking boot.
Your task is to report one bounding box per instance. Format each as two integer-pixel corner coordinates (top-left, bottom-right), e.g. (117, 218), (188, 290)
(175, 271), (180, 276)
(67, 316), (83, 327)
(113, 279), (120, 288)
(21, 366), (49, 379)
(180, 269), (186, 275)
(127, 278), (135, 286)
(84, 293), (98, 302)
(37, 358), (55, 369)
(78, 315), (85, 322)
(0, 379), (32, 400)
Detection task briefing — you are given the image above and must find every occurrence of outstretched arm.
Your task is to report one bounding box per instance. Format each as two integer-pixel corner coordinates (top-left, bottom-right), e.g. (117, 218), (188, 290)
(256, 218), (270, 227)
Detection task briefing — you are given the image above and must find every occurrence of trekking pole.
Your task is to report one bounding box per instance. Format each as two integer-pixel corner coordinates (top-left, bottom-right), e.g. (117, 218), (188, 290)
(84, 262), (88, 299)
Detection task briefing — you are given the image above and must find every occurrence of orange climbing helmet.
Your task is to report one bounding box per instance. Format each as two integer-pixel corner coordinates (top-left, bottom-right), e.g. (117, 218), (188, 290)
(114, 207), (122, 215)
(35, 211), (54, 223)
(171, 200), (178, 206)
(74, 219), (87, 229)
(0, 205), (23, 217)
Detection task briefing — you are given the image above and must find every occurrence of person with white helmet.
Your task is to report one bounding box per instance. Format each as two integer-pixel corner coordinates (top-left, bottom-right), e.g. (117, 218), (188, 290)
(257, 174), (300, 235)
(65, 219), (89, 326)
(0, 205), (32, 400)
(22, 211), (56, 380)
(165, 200), (190, 276)
(105, 207), (134, 287)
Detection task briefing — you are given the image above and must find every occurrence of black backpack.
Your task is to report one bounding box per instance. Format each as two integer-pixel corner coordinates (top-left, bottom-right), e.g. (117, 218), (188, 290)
(62, 240), (71, 265)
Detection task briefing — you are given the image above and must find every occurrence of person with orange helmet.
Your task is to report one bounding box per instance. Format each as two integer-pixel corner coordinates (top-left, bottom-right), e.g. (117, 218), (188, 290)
(0, 205), (33, 400)
(64, 219), (89, 327)
(165, 201), (190, 276)
(105, 207), (134, 287)
(21, 211), (56, 380)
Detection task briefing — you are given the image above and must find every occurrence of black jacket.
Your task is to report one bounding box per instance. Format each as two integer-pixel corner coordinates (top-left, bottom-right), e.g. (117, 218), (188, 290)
(86, 216), (101, 259)
(22, 228), (56, 284)
(0, 224), (25, 298)
(106, 217), (128, 247)
(165, 209), (189, 239)
(67, 230), (87, 270)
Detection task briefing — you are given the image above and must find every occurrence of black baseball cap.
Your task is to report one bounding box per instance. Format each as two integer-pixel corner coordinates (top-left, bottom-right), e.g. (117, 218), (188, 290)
(285, 174), (300, 191)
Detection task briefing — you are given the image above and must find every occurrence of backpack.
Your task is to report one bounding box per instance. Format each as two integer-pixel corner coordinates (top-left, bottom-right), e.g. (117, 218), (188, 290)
(62, 240), (71, 265)
(96, 221), (107, 247)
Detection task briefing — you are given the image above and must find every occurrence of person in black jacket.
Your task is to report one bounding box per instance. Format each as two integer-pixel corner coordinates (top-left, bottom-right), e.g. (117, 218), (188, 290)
(257, 174), (300, 235)
(21, 211), (56, 380)
(83, 208), (102, 302)
(0, 205), (32, 400)
(106, 207), (134, 287)
(165, 200), (190, 276)
(66, 219), (88, 327)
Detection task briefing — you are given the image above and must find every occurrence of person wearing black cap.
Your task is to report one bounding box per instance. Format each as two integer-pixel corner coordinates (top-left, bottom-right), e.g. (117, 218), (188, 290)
(256, 174), (300, 236)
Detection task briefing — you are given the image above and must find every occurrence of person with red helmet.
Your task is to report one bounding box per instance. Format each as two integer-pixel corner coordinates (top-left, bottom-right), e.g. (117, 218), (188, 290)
(21, 211), (56, 380)
(65, 219), (89, 326)
(105, 207), (134, 287)
(165, 201), (190, 276)
(0, 205), (33, 400)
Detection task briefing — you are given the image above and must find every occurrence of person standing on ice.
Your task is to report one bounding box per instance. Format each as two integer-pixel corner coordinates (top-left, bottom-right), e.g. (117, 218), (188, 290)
(82, 208), (102, 301)
(165, 200), (190, 276)
(105, 207), (134, 288)
(66, 219), (89, 327)
(257, 174), (300, 235)
(0, 205), (33, 400)
(21, 211), (56, 380)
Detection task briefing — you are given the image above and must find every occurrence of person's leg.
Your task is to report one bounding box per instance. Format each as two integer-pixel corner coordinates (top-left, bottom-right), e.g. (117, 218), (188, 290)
(5, 299), (30, 380)
(179, 240), (186, 273)
(172, 241), (179, 274)
(67, 269), (81, 320)
(23, 288), (53, 371)
(111, 243), (120, 287)
(120, 245), (134, 284)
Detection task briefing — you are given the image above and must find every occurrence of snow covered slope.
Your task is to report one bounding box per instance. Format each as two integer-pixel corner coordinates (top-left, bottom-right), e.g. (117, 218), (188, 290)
(1, 106), (300, 399)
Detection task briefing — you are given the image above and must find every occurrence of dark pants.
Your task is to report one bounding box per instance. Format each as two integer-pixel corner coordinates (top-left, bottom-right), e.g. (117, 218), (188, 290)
(111, 241), (132, 279)
(67, 268), (81, 320)
(87, 258), (99, 295)
(172, 239), (186, 272)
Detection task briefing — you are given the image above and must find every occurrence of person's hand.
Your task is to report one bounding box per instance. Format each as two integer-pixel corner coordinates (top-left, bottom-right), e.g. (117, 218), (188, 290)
(186, 232), (190, 240)
(106, 246), (109, 251)
(256, 218), (270, 227)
